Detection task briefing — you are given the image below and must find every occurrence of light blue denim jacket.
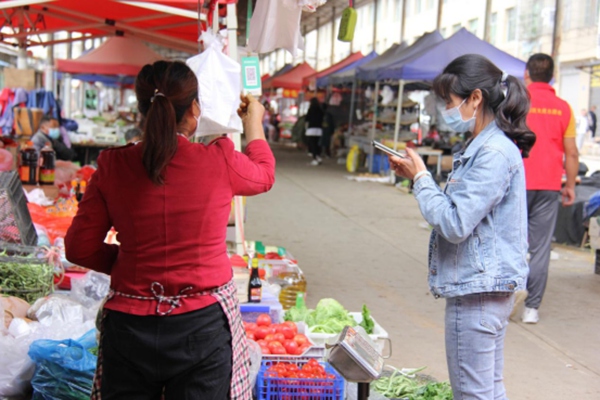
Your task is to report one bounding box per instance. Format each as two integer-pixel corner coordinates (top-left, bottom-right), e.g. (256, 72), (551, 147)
(412, 122), (529, 298)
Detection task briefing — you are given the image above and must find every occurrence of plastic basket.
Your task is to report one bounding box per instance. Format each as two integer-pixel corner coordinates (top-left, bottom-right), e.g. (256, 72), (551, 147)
(262, 345), (326, 363)
(256, 360), (345, 400)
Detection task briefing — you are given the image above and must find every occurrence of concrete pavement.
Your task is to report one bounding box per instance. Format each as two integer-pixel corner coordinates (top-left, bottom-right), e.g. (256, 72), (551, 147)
(245, 145), (600, 400)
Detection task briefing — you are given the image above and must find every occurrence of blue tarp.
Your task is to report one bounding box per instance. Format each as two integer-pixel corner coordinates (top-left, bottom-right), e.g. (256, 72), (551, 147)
(357, 31), (444, 82)
(316, 51), (379, 87)
(328, 44), (402, 85)
(379, 28), (527, 81)
(56, 72), (135, 87)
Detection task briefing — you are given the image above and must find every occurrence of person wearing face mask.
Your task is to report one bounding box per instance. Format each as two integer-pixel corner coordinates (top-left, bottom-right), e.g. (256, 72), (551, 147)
(32, 115), (76, 161)
(65, 60), (275, 400)
(389, 54), (535, 400)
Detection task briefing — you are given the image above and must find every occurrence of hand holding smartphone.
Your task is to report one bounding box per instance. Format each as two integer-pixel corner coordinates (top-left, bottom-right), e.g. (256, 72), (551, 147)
(372, 140), (407, 159)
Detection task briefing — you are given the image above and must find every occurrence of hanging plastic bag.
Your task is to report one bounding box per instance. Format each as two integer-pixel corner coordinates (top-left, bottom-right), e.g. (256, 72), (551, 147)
(0, 328), (37, 397)
(28, 329), (98, 400)
(186, 30), (243, 137)
(298, 0), (328, 12)
(248, 0), (304, 58)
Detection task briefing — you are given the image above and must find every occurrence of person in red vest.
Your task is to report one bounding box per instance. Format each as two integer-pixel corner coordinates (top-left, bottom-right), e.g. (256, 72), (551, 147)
(65, 60), (275, 399)
(521, 53), (579, 324)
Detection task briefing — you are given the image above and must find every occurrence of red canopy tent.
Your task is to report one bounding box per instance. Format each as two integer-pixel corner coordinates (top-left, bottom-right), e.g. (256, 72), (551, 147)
(301, 52), (364, 89)
(55, 36), (162, 76)
(263, 62), (316, 98)
(0, 1), (239, 54)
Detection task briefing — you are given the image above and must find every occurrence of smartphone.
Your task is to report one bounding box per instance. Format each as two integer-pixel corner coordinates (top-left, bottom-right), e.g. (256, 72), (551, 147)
(372, 140), (407, 159)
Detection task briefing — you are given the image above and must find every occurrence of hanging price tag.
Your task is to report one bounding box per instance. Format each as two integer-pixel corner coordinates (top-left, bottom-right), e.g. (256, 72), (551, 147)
(241, 56), (262, 96)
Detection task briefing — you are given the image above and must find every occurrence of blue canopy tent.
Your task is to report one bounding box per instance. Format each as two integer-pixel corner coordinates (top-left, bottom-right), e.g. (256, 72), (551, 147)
(379, 28), (527, 81)
(316, 51), (379, 88)
(328, 45), (402, 86)
(376, 28), (527, 161)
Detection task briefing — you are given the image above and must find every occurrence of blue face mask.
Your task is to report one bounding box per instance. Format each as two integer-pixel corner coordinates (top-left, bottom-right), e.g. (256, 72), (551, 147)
(441, 98), (477, 133)
(48, 128), (60, 140)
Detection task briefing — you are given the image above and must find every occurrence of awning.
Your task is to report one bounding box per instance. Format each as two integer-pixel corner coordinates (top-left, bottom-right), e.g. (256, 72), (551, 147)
(263, 62), (317, 95)
(0, 1), (240, 54)
(302, 52), (364, 89)
(317, 51), (378, 87)
(55, 36), (162, 76)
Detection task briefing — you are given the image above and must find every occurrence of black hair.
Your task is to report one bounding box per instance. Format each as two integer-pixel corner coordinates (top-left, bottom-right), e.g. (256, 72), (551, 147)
(124, 127), (142, 143)
(433, 54), (536, 157)
(40, 114), (57, 125)
(135, 61), (198, 185)
(526, 53), (554, 83)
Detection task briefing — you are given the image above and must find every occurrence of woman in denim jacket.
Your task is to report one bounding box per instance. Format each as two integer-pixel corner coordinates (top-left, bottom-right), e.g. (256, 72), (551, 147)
(390, 54), (536, 400)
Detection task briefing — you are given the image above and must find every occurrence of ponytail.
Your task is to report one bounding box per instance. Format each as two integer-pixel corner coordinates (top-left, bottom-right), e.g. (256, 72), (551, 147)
(433, 54), (536, 158)
(494, 75), (536, 157)
(135, 61), (198, 185)
(142, 93), (178, 185)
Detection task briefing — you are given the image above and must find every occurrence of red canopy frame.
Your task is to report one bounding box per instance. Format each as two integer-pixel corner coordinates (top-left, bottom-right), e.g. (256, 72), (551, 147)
(0, 1), (238, 54)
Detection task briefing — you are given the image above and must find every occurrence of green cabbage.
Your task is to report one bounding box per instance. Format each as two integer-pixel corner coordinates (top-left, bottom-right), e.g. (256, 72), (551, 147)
(283, 298), (358, 334)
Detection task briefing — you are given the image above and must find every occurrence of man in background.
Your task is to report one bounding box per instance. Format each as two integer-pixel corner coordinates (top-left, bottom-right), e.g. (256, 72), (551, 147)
(124, 127), (142, 144)
(588, 105), (597, 139)
(520, 54), (579, 324)
(32, 115), (76, 161)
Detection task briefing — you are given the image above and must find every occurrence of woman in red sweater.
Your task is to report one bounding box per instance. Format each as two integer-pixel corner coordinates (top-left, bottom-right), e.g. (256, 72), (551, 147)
(65, 60), (275, 400)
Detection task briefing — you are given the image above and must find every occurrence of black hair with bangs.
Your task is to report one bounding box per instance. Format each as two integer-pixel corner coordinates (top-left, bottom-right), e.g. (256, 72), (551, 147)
(433, 54), (536, 157)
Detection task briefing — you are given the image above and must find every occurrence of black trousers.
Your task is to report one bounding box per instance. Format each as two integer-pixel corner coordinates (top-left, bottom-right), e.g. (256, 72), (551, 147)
(307, 136), (321, 159)
(101, 303), (232, 400)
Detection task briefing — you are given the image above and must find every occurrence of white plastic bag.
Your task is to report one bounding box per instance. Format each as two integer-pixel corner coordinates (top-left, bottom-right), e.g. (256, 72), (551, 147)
(298, 0), (328, 12)
(186, 30), (243, 137)
(0, 329), (36, 397)
(248, 0), (304, 57)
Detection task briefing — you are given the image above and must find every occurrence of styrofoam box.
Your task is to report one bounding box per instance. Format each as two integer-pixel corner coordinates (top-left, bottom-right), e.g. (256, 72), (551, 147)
(306, 312), (389, 355)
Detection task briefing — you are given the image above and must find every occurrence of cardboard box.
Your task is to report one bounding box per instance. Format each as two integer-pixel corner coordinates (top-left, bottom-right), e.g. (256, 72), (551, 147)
(13, 107), (44, 137)
(4, 68), (38, 90)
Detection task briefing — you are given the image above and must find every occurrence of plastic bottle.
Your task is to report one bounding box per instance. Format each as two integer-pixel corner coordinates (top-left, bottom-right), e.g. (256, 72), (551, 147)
(39, 142), (56, 185)
(19, 141), (38, 185)
(248, 258), (262, 303)
(278, 264), (307, 310)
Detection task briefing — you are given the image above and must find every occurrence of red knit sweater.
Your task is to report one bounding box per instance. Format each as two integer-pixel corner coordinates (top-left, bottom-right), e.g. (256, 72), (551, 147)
(65, 136), (275, 316)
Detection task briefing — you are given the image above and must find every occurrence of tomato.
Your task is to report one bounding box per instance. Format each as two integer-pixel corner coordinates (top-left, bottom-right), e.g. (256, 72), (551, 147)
(283, 340), (299, 355)
(282, 321), (298, 334)
(256, 314), (272, 326)
(260, 346), (271, 355)
(246, 332), (255, 341)
(243, 322), (257, 332)
(254, 326), (270, 340)
(299, 343), (311, 354)
(281, 326), (295, 340)
(307, 358), (320, 367)
(273, 333), (286, 343)
(294, 334), (309, 346)
(267, 341), (283, 351)
(274, 324), (285, 334)
(270, 346), (286, 355)
(264, 334), (275, 342)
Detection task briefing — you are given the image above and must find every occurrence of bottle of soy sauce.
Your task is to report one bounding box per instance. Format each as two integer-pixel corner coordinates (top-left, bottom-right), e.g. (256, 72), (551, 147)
(19, 141), (38, 185)
(248, 258), (262, 303)
(39, 142), (56, 185)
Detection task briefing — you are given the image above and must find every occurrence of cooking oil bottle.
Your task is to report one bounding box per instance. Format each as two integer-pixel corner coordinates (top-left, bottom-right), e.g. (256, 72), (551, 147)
(278, 264), (307, 310)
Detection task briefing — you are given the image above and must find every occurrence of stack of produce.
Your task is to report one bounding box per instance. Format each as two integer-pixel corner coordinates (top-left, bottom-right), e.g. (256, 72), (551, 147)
(372, 367), (453, 400)
(244, 313), (312, 355)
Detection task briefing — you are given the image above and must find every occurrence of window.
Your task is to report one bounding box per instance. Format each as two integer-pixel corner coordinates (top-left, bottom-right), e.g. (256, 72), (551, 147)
(416, 0), (422, 14)
(506, 7), (516, 41)
(452, 23), (462, 33)
(469, 18), (479, 36)
(489, 12), (497, 44)
(427, 0), (435, 9)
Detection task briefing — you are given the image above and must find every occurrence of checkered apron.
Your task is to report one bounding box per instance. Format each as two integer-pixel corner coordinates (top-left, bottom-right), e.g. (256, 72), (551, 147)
(91, 278), (251, 400)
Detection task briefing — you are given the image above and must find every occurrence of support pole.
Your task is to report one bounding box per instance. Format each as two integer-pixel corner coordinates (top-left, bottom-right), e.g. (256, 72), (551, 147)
(437, 0), (444, 31)
(372, 0), (378, 52)
(552, 0), (563, 90)
(401, 0), (408, 41)
(330, 6), (336, 65)
(483, 0), (492, 42)
(226, 2), (245, 255)
(44, 33), (54, 92)
(391, 79), (404, 182)
(348, 77), (357, 135)
(63, 73), (72, 118)
(369, 81), (380, 173)
(315, 16), (320, 70)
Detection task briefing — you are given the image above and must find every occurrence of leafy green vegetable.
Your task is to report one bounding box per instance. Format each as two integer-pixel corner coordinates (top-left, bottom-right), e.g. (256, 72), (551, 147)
(373, 367), (453, 400)
(283, 298), (358, 334)
(359, 304), (375, 334)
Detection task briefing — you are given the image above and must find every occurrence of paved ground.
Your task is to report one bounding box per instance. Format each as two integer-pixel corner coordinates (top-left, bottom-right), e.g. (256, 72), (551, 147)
(245, 145), (600, 400)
